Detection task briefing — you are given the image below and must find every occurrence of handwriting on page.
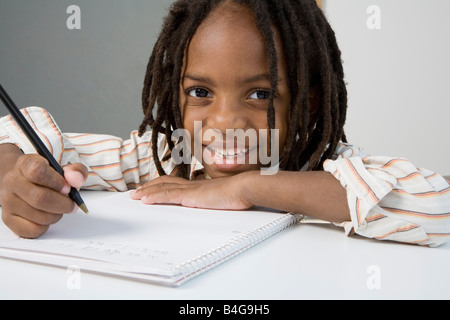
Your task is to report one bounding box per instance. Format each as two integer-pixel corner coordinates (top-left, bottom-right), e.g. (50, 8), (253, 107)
(80, 241), (169, 258)
(17, 238), (169, 260)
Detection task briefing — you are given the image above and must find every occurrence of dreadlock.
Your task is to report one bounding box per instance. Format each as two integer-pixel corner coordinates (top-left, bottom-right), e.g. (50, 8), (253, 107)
(139, 0), (348, 178)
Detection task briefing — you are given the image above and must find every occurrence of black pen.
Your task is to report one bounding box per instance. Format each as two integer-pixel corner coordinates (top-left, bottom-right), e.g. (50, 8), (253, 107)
(0, 84), (89, 214)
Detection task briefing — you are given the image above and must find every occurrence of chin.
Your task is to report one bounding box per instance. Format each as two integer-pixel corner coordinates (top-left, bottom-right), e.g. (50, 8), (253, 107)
(204, 165), (261, 179)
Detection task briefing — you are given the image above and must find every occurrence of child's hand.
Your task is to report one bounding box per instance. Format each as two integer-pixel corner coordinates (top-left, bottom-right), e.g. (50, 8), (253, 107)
(130, 174), (253, 211)
(1, 154), (88, 238)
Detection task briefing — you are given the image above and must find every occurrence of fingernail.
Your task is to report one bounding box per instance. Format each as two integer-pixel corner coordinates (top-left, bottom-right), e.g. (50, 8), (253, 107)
(61, 184), (71, 196)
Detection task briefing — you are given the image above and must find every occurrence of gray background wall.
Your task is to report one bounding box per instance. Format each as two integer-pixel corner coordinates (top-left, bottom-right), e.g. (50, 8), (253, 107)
(0, 0), (448, 175)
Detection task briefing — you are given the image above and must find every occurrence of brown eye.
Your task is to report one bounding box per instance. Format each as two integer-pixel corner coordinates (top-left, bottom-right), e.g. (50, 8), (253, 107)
(249, 90), (270, 100)
(188, 88), (212, 98)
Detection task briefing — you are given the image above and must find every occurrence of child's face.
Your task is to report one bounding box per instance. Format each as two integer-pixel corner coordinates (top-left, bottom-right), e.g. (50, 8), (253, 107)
(180, 3), (290, 178)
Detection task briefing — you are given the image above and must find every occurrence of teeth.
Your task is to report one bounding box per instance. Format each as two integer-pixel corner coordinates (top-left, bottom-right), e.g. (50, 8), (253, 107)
(207, 146), (248, 157)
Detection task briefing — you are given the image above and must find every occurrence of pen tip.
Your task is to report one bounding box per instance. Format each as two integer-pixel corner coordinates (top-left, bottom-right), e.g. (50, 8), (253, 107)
(79, 203), (89, 215)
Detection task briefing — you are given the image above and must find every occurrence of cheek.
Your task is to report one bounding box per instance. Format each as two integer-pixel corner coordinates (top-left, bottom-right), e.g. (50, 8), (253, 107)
(179, 96), (195, 150)
(180, 91), (187, 121)
(180, 95), (193, 135)
(181, 111), (203, 152)
(182, 118), (195, 150)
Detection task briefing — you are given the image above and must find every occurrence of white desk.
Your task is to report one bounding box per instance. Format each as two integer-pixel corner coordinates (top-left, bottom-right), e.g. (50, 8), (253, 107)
(1, 191), (449, 300)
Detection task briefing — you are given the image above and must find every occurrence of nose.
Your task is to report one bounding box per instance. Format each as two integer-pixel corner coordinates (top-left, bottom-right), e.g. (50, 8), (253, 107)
(205, 96), (248, 133)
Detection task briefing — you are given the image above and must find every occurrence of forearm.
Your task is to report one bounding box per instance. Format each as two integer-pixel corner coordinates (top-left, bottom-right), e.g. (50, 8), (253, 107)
(0, 144), (24, 202)
(240, 170), (350, 223)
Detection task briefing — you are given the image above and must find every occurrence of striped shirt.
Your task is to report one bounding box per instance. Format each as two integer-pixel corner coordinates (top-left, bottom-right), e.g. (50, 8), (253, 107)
(1, 107), (449, 247)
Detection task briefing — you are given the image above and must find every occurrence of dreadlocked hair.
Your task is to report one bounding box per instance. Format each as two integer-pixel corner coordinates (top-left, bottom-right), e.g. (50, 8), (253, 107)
(139, 0), (348, 178)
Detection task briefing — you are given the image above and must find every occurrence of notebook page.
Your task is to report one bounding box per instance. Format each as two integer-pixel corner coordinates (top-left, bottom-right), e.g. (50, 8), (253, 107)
(0, 191), (292, 277)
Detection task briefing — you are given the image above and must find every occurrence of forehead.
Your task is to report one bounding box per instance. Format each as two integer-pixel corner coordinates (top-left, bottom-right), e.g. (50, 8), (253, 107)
(185, 3), (273, 73)
(193, 2), (263, 45)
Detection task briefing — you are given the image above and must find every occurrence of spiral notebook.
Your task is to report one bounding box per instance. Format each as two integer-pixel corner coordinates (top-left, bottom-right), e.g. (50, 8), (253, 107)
(0, 192), (301, 286)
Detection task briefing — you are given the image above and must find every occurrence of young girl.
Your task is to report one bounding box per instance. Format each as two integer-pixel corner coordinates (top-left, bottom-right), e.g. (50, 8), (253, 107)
(0, 0), (449, 246)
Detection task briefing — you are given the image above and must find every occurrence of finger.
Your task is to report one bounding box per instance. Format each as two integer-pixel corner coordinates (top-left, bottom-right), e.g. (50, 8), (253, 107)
(17, 154), (69, 194)
(4, 194), (65, 227)
(63, 163), (88, 190)
(2, 214), (50, 239)
(130, 179), (188, 200)
(9, 174), (76, 214)
(139, 183), (185, 205)
(130, 176), (189, 200)
(141, 175), (189, 188)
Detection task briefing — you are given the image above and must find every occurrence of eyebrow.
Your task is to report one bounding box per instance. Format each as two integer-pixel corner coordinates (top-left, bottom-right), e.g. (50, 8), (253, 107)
(183, 73), (284, 85)
(183, 74), (214, 85)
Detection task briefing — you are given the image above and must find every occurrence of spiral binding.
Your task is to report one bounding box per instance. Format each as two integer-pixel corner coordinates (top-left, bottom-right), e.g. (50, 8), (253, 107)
(173, 213), (303, 285)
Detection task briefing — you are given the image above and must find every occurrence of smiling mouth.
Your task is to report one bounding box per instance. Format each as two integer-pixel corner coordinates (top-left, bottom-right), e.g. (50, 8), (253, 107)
(202, 143), (258, 168)
(205, 145), (251, 159)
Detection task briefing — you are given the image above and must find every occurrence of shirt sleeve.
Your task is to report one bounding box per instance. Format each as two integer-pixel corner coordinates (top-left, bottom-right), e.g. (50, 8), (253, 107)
(0, 106), (174, 192)
(323, 142), (450, 247)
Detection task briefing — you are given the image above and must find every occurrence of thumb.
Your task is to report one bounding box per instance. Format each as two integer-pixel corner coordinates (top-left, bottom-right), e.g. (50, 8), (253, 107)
(63, 163), (88, 191)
